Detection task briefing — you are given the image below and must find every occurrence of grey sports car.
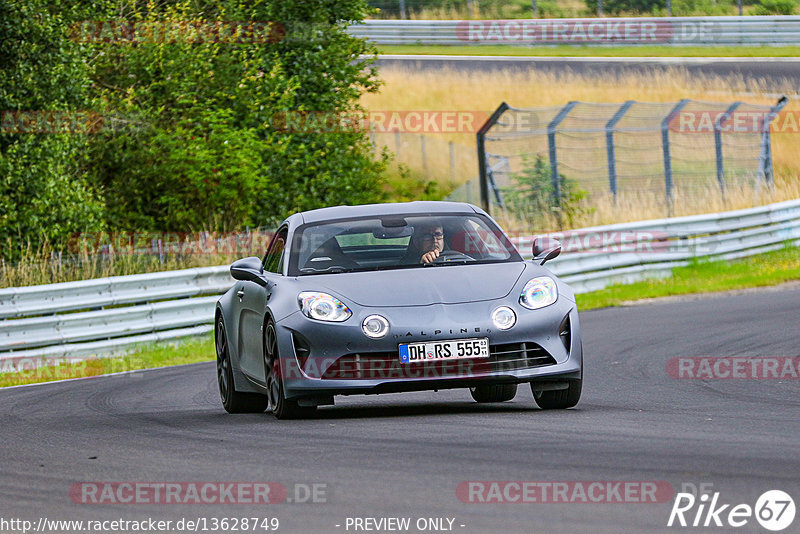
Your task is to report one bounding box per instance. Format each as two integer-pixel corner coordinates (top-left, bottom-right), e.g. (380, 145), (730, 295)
(215, 201), (582, 418)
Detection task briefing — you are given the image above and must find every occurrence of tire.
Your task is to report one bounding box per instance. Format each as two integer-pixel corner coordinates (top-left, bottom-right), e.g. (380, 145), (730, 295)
(531, 379), (582, 409)
(470, 383), (517, 403)
(216, 317), (269, 414)
(264, 319), (316, 420)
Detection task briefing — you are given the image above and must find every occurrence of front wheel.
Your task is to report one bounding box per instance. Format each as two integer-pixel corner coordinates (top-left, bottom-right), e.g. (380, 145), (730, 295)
(264, 320), (316, 420)
(216, 318), (269, 414)
(531, 379), (582, 409)
(470, 383), (517, 403)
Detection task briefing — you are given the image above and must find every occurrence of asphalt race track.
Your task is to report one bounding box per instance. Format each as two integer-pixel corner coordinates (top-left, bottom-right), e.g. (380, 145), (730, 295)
(376, 55), (800, 87)
(2, 286), (799, 533)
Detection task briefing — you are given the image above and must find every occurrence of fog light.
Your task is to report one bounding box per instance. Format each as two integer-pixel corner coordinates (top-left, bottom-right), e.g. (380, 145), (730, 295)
(492, 306), (516, 330)
(362, 314), (389, 338)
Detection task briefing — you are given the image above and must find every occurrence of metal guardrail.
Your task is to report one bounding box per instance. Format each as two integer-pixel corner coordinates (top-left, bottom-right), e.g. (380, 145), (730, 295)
(348, 16), (800, 46)
(0, 267), (232, 370)
(2, 198), (799, 370)
(514, 198), (800, 292)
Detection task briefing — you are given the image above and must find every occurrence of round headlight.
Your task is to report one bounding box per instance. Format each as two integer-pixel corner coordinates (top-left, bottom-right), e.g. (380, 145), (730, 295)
(298, 292), (352, 322)
(519, 277), (558, 310)
(362, 314), (390, 338)
(492, 306), (516, 330)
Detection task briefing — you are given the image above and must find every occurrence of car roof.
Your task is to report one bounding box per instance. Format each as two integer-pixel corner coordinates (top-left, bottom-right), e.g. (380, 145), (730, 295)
(287, 201), (482, 225)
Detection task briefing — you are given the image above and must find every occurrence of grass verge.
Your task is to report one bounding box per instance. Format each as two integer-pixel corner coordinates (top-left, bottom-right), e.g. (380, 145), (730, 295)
(2, 246), (798, 388)
(378, 44), (800, 58)
(0, 335), (214, 388)
(576, 245), (800, 310)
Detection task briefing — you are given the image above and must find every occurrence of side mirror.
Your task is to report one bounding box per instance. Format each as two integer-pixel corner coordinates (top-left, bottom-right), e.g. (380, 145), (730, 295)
(230, 256), (265, 283)
(532, 237), (561, 265)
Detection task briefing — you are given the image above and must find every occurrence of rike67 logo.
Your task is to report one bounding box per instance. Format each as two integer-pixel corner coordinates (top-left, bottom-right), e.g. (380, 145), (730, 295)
(668, 487), (795, 531)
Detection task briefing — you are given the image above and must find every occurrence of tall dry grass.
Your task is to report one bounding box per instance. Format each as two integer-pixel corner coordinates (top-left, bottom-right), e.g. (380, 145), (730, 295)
(364, 66), (800, 231)
(0, 233), (271, 288)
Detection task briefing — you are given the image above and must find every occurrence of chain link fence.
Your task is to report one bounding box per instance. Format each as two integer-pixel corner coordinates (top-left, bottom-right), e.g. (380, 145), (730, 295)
(446, 97), (788, 226)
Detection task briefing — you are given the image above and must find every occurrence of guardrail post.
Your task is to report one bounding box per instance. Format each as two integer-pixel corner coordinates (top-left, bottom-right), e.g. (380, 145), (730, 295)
(476, 102), (509, 214)
(605, 100), (635, 203)
(758, 96), (789, 188)
(715, 102), (741, 201)
(661, 99), (690, 216)
(548, 101), (579, 206)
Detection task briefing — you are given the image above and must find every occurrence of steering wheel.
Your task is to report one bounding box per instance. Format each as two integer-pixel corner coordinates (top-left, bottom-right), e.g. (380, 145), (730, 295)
(433, 250), (475, 263)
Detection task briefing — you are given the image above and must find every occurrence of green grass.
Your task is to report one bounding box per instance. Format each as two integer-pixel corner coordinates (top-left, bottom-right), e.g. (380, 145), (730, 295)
(379, 44), (800, 57)
(2, 245), (799, 388)
(0, 334), (214, 388)
(577, 245), (800, 310)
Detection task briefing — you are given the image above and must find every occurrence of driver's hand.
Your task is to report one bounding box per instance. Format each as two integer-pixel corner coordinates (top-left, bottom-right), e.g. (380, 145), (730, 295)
(421, 249), (440, 264)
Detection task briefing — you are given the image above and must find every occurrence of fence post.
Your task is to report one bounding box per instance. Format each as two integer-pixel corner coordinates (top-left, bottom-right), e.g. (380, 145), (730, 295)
(399, 0), (407, 19)
(548, 101), (579, 206)
(394, 130), (401, 159)
(714, 102), (741, 200)
(661, 99), (690, 216)
(605, 100), (635, 202)
(476, 102), (509, 214)
(758, 96), (789, 187)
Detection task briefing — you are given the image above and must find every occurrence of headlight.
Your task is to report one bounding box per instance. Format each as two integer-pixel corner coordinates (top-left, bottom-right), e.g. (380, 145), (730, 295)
(492, 306), (516, 330)
(362, 314), (390, 338)
(519, 277), (558, 310)
(298, 292), (352, 322)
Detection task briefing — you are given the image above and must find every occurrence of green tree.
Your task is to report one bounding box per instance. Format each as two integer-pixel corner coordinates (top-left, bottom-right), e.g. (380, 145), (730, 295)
(87, 0), (387, 231)
(0, 0), (105, 260)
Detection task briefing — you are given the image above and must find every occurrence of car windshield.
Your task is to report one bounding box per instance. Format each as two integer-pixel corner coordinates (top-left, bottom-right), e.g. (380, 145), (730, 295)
(288, 213), (522, 276)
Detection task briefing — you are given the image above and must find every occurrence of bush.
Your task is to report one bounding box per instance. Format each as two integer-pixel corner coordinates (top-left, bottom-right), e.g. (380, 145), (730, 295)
(584, 0), (665, 15)
(0, 0), (105, 260)
(754, 0), (798, 14)
(87, 0), (387, 231)
(503, 155), (590, 231)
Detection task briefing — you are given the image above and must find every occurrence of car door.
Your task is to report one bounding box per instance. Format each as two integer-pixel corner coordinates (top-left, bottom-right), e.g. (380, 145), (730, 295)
(237, 227), (286, 383)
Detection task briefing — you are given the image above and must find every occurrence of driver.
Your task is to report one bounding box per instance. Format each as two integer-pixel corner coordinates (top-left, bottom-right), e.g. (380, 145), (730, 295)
(418, 224), (445, 264)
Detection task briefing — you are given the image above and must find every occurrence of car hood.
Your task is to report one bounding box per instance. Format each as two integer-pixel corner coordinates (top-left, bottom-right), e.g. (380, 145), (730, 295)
(314, 262), (527, 307)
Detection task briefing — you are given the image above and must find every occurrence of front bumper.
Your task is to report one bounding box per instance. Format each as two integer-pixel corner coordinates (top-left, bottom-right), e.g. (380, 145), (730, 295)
(275, 298), (582, 399)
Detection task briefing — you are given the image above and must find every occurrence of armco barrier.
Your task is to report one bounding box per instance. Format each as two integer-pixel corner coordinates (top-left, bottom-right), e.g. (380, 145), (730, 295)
(348, 16), (800, 46)
(1, 198), (800, 369)
(515, 198), (800, 292)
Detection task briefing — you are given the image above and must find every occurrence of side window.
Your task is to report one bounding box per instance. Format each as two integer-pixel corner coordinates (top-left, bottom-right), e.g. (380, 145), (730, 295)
(263, 229), (287, 274)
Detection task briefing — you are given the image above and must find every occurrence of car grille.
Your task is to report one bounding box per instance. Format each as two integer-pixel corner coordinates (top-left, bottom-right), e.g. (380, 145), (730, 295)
(320, 342), (556, 380)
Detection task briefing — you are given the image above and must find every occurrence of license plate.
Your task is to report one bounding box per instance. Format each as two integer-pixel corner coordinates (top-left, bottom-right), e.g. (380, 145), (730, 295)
(398, 338), (489, 364)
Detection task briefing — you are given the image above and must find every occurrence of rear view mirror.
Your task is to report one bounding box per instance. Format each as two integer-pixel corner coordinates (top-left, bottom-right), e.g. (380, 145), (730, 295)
(373, 226), (414, 239)
(532, 237), (561, 265)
